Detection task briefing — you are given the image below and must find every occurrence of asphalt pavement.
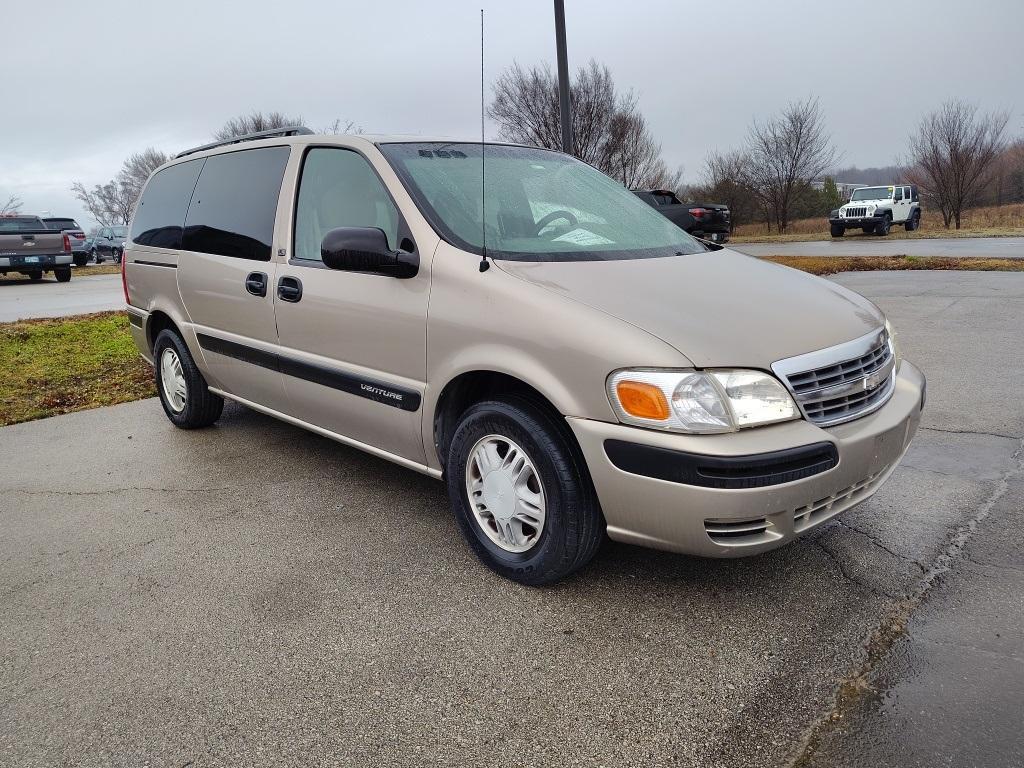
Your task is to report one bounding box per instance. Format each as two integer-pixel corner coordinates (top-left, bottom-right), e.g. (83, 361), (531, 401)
(733, 236), (1024, 258)
(0, 272), (124, 322)
(1, 271), (1021, 767)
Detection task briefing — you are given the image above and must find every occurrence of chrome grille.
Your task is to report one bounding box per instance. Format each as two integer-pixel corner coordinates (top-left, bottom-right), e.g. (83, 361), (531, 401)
(772, 328), (896, 427)
(844, 207), (867, 217)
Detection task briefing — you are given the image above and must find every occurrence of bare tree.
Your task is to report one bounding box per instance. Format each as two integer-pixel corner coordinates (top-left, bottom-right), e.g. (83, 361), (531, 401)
(700, 150), (758, 230)
(71, 147), (167, 226)
(120, 148), (169, 204)
(743, 98), (837, 233)
(72, 181), (133, 226)
(905, 100), (1010, 228)
(489, 60), (680, 188)
(214, 111), (304, 140)
(1, 194), (22, 215)
(321, 118), (362, 134)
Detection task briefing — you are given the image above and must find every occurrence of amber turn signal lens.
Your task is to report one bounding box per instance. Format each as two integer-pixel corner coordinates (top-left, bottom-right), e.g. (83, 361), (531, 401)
(616, 380), (670, 421)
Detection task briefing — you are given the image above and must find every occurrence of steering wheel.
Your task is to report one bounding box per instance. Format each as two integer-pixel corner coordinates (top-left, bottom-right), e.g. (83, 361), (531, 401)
(534, 210), (578, 236)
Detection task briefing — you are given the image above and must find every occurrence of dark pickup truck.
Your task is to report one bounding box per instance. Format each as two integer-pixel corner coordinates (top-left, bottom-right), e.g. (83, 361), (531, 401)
(0, 215), (73, 281)
(42, 216), (89, 266)
(633, 189), (731, 243)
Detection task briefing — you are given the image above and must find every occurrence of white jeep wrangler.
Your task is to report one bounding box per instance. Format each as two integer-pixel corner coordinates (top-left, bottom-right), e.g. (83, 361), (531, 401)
(829, 184), (921, 237)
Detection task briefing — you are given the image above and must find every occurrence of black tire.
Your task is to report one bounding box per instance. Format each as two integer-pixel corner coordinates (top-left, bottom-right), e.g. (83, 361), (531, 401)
(904, 211), (920, 232)
(28, 271), (43, 282)
(91, 248), (101, 263)
(445, 396), (604, 585)
(112, 248), (122, 264)
(73, 253), (88, 267)
(153, 329), (224, 429)
(875, 215), (891, 236)
(54, 267), (72, 282)
(830, 224), (845, 237)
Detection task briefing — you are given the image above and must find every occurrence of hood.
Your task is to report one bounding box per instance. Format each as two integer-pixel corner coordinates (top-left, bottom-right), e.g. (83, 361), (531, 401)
(495, 249), (884, 370)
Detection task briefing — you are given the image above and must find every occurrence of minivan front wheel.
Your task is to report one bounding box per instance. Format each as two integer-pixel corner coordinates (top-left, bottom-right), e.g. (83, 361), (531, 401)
(446, 397), (604, 585)
(153, 329), (223, 429)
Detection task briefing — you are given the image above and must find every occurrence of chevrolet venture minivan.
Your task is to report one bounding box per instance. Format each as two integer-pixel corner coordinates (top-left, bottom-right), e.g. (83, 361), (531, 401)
(124, 127), (925, 585)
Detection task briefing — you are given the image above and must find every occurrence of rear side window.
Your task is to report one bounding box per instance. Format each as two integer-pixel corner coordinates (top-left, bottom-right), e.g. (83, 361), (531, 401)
(131, 159), (203, 248)
(183, 147), (290, 261)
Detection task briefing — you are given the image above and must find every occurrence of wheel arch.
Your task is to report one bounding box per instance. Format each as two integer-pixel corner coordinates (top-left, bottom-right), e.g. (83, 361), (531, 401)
(146, 309), (181, 354)
(430, 369), (583, 472)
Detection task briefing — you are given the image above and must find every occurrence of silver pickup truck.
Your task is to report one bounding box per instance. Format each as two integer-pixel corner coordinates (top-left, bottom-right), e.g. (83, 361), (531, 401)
(0, 215), (73, 281)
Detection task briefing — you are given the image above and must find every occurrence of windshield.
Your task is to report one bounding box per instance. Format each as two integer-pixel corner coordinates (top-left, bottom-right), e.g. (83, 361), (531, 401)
(850, 187), (893, 201)
(379, 142), (705, 261)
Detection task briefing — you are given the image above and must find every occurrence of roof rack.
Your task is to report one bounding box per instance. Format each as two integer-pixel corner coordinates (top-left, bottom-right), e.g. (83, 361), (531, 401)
(175, 126), (314, 158)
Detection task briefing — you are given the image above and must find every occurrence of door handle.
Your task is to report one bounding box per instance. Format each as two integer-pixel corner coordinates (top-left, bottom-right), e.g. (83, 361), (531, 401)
(245, 272), (268, 297)
(277, 275), (303, 303)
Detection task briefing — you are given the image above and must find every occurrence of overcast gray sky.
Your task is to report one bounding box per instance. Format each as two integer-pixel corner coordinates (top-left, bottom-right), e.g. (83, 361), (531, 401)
(4, 0), (1022, 228)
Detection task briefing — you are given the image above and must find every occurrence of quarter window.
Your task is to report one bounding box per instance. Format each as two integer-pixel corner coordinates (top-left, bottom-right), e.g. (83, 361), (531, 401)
(293, 147), (400, 262)
(182, 146), (290, 261)
(130, 159), (203, 249)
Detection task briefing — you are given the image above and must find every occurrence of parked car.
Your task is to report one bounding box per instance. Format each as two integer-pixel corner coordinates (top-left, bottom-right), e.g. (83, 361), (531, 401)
(0, 214), (73, 281)
(42, 217), (88, 266)
(634, 189), (731, 242)
(93, 225), (129, 262)
(124, 129), (925, 585)
(829, 184), (921, 237)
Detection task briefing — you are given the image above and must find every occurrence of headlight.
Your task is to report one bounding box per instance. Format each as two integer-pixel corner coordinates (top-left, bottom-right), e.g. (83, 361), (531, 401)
(607, 369), (799, 434)
(885, 318), (901, 367)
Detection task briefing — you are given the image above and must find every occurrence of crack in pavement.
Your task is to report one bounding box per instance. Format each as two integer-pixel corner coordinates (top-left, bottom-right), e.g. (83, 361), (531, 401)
(833, 518), (927, 571)
(790, 436), (1024, 767)
(4, 486), (232, 497)
(921, 426), (1022, 441)
(814, 538), (902, 600)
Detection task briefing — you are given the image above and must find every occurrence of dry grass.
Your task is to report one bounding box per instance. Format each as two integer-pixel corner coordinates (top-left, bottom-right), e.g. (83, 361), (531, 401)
(0, 311), (154, 427)
(731, 202), (1024, 243)
(762, 255), (1024, 276)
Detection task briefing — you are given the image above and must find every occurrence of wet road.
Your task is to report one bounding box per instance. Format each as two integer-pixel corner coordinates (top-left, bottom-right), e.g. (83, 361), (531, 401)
(0, 272), (123, 322)
(1, 272), (1022, 766)
(733, 236), (1024, 258)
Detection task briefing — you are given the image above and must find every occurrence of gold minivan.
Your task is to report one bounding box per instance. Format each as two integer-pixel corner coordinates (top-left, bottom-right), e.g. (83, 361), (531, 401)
(124, 128), (925, 584)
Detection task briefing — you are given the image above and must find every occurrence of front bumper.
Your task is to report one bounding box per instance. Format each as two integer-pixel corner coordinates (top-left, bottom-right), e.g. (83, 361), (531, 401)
(0, 253), (73, 270)
(568, 360), (925, 557)
(830, 215), (883, 229)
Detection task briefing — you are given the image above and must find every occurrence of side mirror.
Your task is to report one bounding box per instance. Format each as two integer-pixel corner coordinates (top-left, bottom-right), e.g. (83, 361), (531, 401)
(320, 227), (418, 279)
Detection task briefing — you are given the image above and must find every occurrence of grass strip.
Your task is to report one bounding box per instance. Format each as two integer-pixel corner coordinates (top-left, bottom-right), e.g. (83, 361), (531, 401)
(0, 311), (154, 427)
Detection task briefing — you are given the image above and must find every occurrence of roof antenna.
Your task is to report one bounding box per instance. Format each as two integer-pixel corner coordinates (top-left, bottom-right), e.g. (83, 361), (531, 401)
(478, 8), (490, 273)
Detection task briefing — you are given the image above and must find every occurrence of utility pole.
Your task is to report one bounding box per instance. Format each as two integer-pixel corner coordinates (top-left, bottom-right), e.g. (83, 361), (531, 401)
(553, 0), (574, 155)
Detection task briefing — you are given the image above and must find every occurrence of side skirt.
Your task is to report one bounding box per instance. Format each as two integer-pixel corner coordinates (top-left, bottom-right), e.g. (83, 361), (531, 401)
(207, 386), (443, 480)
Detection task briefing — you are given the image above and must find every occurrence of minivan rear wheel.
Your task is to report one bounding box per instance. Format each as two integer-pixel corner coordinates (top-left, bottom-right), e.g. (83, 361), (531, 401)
(445, 397), (604, 585)
(153, 329), (223, 429)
